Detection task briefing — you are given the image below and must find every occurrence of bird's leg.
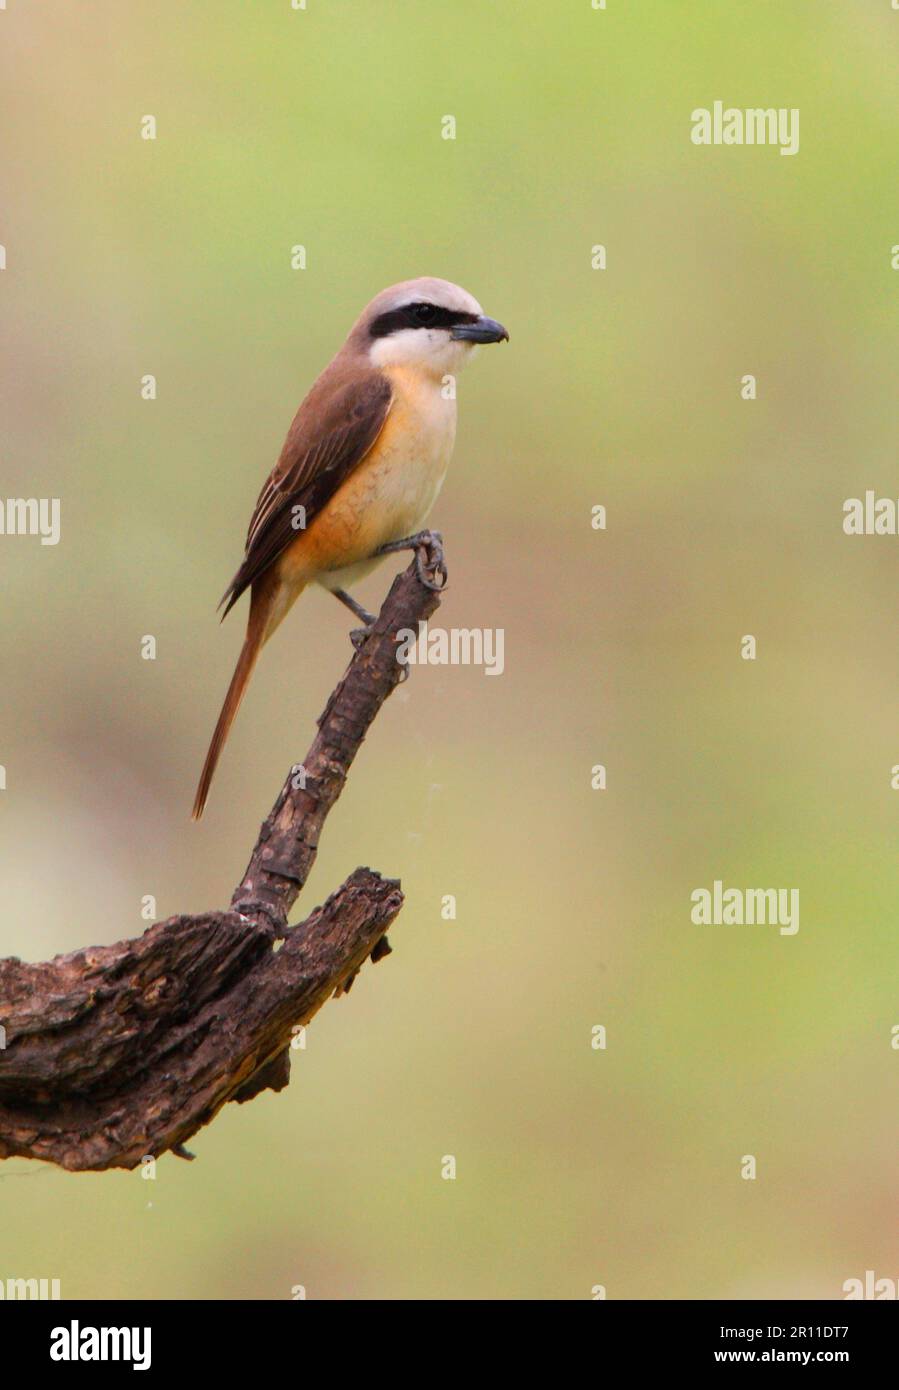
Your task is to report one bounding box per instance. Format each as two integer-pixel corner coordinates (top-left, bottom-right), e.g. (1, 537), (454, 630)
(333, 587), (376, 626)
(376, 530), (448, 592)
(332, 588), (377, 650)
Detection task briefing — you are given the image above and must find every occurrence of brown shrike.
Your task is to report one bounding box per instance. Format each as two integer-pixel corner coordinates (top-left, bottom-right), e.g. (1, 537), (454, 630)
(192, 276), (508, 818)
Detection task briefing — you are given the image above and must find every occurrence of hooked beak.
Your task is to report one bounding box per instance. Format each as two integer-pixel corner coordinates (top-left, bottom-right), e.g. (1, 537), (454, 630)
(451, 315), (509, 344)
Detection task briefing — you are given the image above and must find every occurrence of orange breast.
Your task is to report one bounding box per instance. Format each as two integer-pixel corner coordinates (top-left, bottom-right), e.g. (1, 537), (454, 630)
(277, 367), (456, 587)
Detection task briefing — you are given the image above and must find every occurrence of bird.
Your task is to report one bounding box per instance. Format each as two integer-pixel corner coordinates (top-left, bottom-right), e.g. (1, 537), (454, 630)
(191, 276), (508, 819)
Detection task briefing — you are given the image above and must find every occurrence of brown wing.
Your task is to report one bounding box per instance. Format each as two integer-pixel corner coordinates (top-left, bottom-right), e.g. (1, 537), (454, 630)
(219, 365), (393, 618)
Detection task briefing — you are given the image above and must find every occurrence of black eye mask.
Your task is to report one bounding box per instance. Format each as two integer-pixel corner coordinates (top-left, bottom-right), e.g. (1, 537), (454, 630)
(369, 303), (480, 338)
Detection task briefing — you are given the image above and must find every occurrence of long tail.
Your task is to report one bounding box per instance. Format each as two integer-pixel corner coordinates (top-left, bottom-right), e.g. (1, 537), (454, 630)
(192, 580), (279, 820)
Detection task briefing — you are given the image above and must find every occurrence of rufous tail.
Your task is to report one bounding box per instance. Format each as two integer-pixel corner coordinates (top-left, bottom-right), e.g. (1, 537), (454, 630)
(191, 581), (280, 820)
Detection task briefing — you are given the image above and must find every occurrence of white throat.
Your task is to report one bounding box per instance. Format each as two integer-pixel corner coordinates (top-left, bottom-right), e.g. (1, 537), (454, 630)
(368, 329), (477, 379)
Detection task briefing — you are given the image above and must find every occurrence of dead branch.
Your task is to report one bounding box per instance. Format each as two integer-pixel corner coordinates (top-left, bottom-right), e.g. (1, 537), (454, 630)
(0, 550), (444, 1171)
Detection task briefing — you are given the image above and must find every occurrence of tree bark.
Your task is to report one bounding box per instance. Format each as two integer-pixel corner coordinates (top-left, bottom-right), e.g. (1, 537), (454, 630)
(0, 550), (444, 1171)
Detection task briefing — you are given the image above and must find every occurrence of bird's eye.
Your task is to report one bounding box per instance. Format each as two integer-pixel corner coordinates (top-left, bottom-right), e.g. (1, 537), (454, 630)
(413, 303), (438, 325)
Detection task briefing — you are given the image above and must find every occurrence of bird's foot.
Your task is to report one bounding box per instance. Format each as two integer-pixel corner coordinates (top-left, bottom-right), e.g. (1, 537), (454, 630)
(377, 530), (447, 592)
(333, 588), (378, 650)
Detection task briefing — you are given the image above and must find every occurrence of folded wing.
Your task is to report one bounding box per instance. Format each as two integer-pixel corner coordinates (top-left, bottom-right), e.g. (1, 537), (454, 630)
(219, 365), (393, 618)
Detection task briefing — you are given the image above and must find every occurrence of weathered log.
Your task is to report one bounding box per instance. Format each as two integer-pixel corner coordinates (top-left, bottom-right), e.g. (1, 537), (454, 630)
(0, 545), (445, 1171)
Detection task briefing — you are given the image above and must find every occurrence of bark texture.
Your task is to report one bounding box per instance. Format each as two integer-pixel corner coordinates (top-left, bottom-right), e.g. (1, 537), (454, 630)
(0, 553), (444, 1171)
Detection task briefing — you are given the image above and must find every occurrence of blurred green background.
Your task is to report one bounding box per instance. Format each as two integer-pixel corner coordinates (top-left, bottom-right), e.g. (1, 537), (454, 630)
(1, 0), (897, 1299)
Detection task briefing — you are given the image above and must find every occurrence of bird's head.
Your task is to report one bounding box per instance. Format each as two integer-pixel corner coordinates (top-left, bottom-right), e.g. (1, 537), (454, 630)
(352, 277), (509, 379)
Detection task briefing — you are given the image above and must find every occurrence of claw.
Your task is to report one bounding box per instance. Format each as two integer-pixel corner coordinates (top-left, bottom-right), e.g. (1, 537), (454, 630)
(377, 529), (448, 592)
(416, 541), (447, 591)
